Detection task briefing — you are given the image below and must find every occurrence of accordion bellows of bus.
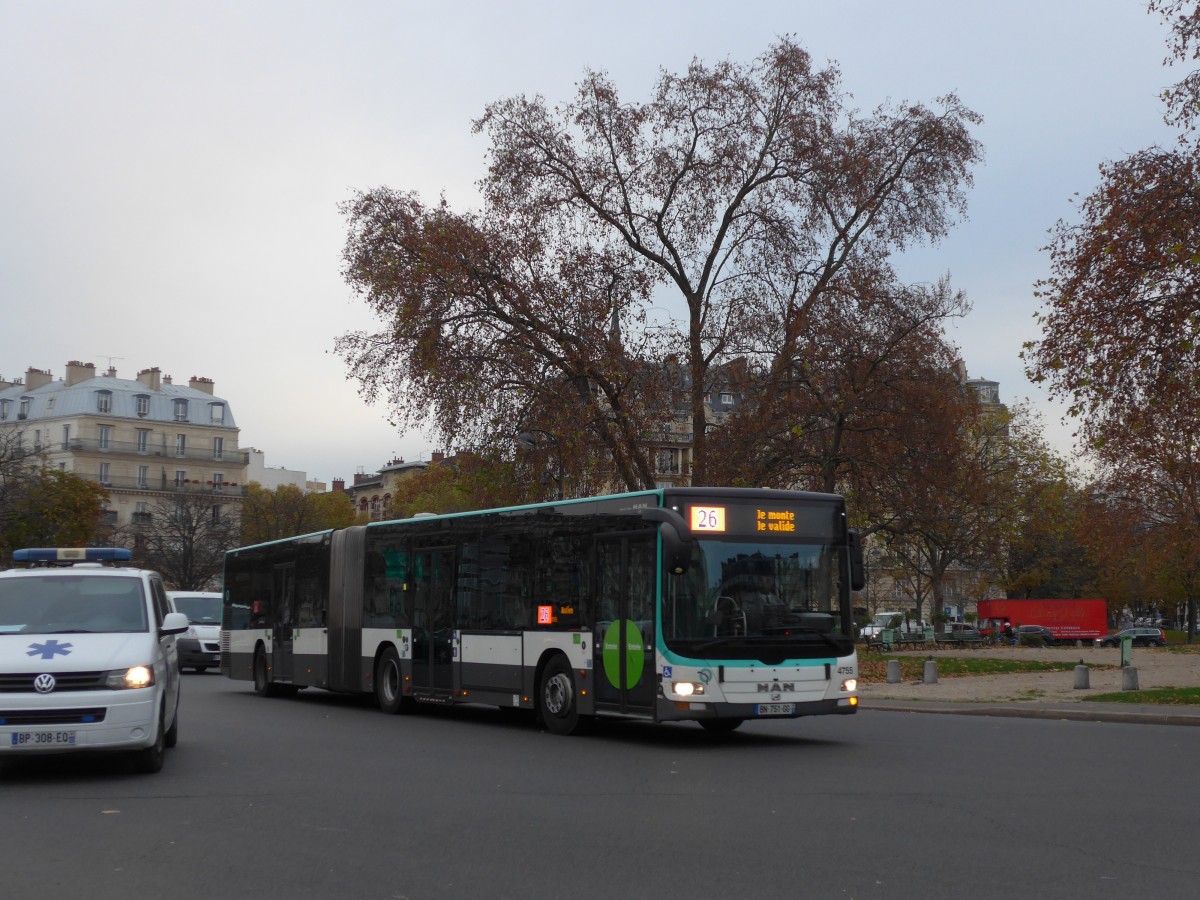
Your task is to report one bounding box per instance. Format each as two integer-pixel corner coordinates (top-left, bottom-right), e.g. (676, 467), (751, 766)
(221, 488), (863, 735)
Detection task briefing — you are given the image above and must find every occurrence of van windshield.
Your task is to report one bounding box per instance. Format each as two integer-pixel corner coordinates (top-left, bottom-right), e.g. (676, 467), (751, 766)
(0, 576), (149, 634)
(172, 595), (222, 625)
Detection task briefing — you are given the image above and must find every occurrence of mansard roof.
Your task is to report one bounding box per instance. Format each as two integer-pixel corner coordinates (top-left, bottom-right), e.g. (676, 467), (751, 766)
(0, 373), (237, 428)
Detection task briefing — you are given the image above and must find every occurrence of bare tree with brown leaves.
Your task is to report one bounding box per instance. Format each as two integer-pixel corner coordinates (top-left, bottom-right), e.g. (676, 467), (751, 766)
(338, 38), (982, 489)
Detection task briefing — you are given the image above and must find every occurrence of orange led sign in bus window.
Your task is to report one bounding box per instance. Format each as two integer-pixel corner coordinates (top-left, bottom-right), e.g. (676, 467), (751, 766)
(537, 605), (554, 625)
(690, 506), (726, 532)
(756, 508), (796, 533)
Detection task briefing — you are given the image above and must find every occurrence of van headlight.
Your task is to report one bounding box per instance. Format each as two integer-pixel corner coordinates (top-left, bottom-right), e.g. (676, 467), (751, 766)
(105, 666), (155, 689)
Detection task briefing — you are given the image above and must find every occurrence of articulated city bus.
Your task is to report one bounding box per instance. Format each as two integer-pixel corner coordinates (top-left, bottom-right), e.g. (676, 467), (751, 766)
(221, 487), (863, 733)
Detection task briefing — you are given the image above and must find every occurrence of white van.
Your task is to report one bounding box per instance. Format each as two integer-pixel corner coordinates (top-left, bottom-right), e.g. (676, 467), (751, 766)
(167, 591), (222, 673)
(0, 548), (189, 773)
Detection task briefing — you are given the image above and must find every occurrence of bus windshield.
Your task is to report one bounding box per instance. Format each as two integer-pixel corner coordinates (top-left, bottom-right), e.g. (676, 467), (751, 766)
(662, 537), (850, 659)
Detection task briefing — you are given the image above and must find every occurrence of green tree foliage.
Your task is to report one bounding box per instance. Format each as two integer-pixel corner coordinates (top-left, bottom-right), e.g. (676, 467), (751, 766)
(1, 429), (108, 559)
(338, 38), (981, 489)
(240, 483), (359, 546)
(1, 466), (108, 559)
(384, 455), (526, 519)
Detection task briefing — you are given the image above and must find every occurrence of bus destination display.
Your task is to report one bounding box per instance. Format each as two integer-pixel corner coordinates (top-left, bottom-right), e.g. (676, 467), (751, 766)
(686, 502), (838, 538)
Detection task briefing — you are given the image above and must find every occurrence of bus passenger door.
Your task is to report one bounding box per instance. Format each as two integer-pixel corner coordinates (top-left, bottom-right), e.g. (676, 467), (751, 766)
(272, 563), (295, 683)
(412, 546), (455, 699)
(593, 533), (657, 718)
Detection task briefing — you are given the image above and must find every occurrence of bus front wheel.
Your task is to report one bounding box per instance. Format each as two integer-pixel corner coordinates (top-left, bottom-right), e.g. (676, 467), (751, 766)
(539, 656), (582, 736)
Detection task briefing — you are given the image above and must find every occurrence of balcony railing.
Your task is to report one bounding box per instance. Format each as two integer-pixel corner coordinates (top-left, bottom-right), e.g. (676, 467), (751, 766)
(76, 472), (248, 496)
(55, 436), (240, 463)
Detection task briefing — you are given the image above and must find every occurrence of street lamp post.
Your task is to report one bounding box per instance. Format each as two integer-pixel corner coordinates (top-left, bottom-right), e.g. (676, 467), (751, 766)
(515, 429), (565, 501)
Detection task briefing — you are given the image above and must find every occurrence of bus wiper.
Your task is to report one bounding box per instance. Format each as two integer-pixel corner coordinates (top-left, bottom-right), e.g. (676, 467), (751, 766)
(789, 627), (845, 650)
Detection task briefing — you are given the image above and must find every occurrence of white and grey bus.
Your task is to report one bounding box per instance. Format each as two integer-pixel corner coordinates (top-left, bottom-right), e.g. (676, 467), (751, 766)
(221, 487), (863, 733)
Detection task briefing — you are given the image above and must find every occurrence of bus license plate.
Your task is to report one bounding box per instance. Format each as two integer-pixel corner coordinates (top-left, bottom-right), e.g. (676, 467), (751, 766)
(754, 703), (795, 717)
(11, 731), (76, 746)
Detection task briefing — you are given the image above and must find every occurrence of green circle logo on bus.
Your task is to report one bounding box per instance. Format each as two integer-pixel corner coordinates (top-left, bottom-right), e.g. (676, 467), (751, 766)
(602, 619), (644, 689)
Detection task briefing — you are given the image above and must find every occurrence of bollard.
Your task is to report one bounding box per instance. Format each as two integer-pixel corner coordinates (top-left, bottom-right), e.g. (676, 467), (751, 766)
(1074, 661), (1090, 690)
(923, 657), (938, 684)
(1122, 666), (1140, 691)
(886, 659), (901, 684)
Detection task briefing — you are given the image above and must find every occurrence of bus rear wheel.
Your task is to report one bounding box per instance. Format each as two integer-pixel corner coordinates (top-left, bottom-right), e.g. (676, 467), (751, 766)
(539, 656), (582, 736)
(375, 647), (413, 714)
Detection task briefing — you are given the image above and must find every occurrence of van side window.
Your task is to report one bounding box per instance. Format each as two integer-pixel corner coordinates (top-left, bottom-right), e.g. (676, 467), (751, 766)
(150, 578), (170, 626)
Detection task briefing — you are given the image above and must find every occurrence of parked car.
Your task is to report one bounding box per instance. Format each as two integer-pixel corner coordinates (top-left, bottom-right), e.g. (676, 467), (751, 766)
(1016, 624), (1056, 646)
(1094, 627), (1167, 648)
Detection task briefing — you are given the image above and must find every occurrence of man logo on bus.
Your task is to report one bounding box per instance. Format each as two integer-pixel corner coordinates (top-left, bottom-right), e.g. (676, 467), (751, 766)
(757, 682), (794, 693)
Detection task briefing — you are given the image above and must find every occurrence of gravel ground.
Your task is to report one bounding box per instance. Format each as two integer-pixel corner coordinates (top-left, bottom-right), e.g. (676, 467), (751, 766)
(859, 645), (1200, 704)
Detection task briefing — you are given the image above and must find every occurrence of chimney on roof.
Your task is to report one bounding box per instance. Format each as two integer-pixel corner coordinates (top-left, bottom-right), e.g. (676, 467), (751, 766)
(25, 367), (52, 390)
(332, 478), (346, 493)
(431, 450), (444, 463)
(188, 376), (214, 395)
(65, 360), (96, 386)
(163, 375), (173, 385)
(137, 367), (162, 391)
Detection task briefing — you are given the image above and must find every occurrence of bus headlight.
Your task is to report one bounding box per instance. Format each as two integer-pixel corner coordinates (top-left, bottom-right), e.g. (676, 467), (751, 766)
(105, 666), (155, 689)
(841, 678), (857, 693)
(671, 682), (705, 697)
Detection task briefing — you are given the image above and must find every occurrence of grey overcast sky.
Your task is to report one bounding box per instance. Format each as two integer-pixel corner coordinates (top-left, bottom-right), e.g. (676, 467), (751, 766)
(0, 0), (1180, 484)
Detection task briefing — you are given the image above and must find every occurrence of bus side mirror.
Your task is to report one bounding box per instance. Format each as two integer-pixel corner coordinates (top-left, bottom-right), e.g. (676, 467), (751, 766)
(849, 530), (866, 591)
(640, 508), (693, 575)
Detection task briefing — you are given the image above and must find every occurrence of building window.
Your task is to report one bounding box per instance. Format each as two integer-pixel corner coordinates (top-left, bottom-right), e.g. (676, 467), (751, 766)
(209, 402), (225, 424)
(61, 424), (71, 450)
(175, 434), (186, 456)
(213, 472), (224, 492)
(99, 462), (110, 485)
(137, 465), (149, 489)
(0, 399), (9, 420)
(175, 470), (187, 487)
(719, 392), (734, 405)
(136, 394), (150, 417)
(173, 399), (188, 421)
(95, 390), (112, 413)
(98, 425), (112, 450)
(18, 398), (30, 419)
(212, 437), (224, 460)
(211, 505), (223, 524)
(137, 429), (149, 453)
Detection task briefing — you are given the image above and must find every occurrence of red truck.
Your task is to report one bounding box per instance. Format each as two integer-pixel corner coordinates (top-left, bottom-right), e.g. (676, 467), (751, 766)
(976, 598), (1108, 645)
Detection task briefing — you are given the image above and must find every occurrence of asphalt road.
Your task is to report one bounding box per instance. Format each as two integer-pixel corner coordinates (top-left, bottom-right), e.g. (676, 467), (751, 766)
(2, 674), (1198, 900)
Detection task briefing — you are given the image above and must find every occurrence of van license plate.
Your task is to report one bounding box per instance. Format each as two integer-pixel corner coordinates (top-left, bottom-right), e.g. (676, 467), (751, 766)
(754, 703), (795, 716)
(11, 731), (76, 746)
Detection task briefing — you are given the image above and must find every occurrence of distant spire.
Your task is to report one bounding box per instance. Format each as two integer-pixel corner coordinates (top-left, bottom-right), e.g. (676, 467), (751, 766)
(608, 304), (621, 349)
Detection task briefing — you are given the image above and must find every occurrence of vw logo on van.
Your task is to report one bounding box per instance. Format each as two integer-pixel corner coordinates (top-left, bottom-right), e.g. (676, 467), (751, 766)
(33, 673), (57, 694)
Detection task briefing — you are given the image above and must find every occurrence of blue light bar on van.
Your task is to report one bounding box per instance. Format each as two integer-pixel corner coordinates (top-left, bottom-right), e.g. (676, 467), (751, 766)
(12, 548), (133, 562)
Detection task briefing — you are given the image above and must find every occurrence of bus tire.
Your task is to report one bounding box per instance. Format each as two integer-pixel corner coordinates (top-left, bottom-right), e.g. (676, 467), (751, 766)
(699, 718), (744, 734)
(375, 647), (413, 714)
(539, 656), (582, 736)
(253, 648), (280, 697)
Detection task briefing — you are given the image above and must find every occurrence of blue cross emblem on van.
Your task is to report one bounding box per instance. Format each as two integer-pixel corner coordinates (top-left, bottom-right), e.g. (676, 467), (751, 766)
(27, 639), (73, 660)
